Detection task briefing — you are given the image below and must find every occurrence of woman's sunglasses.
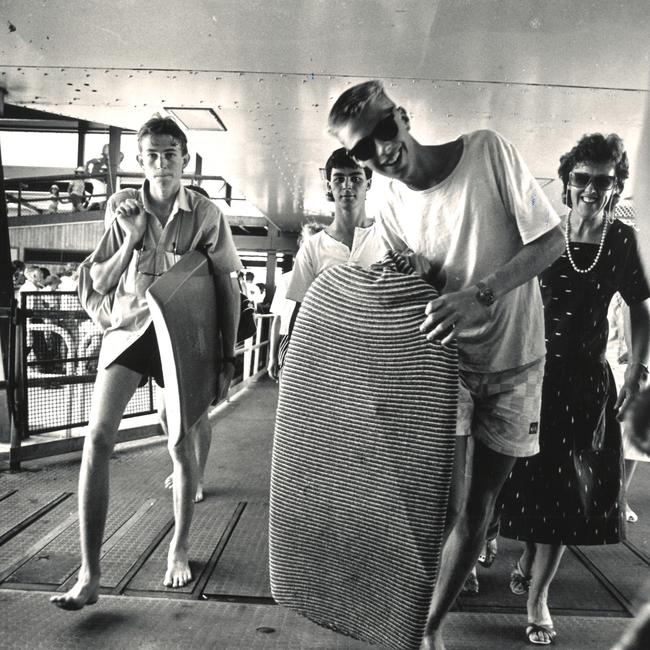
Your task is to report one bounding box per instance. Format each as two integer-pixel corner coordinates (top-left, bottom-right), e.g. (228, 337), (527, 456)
(347, 111), (399, 161)
(568, 171), (616, 192)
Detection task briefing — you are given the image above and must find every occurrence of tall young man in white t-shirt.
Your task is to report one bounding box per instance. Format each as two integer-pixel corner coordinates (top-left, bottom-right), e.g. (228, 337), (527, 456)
(328, 80), (564, 650)
(286, 147), (387, 305)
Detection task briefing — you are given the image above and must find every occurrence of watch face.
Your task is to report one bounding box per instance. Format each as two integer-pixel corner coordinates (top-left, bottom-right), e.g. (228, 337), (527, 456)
(477, 284), (495, 306)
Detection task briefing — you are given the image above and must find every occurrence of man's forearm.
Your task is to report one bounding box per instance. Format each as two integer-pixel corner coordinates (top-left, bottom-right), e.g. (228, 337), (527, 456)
(90, 237), (137, 295)
(480, 225), (564, 299)
(215, 275), (240, 357)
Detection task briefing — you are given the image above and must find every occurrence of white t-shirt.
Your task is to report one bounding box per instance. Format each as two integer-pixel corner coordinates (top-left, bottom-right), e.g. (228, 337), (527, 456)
(376, 129), (560, 373)
(286, 224), (388, 302)
(246, 281), (263, 305)
(270, 271), (295, 336)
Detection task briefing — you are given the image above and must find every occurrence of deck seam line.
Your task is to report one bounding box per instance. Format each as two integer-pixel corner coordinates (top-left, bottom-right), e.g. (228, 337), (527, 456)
(0, 512), (78, 584)
(568, 546), (635, 616)
(0, 492), (72, 547)
(191, 501), (248, 600)
(112, 517), (175, 595)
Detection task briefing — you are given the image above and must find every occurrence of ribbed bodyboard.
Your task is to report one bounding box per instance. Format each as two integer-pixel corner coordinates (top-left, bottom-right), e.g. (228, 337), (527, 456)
(270, 264), (458, 650)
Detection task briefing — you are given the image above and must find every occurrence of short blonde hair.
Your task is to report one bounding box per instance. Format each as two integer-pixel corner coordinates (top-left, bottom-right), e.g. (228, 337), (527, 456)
(327, 80), (391, 134)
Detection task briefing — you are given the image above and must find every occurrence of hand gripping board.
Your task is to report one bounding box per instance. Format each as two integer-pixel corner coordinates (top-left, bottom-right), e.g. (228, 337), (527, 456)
(270, 264), (458, 650)
(146, 250), (220, 445)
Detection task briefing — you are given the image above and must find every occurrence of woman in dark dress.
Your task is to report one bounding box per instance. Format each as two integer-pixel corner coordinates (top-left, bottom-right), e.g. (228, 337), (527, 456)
(499, 133), (650, 645)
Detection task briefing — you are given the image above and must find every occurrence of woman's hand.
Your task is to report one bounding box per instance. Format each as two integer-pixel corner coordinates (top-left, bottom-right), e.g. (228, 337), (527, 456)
(625, 386), (650, 455)
(616, 362), (649, 421)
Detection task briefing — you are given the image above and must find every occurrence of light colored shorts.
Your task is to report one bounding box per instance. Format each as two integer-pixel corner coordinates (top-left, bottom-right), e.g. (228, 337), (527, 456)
(456, 358), (545, 458)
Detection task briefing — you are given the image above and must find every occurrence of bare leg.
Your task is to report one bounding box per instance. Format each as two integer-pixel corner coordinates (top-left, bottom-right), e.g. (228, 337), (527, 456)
(422, 440), (517, 650)
(519, 541), (536, 576)
(445, 436), (470, 532)
(526, 543), (565, 643)
(50, 365), (142, 610)
(162, 405), (211, 503)
(625, 459), (638, 522)
(192, 413), (211, 502)
(162, 390), (198, 588)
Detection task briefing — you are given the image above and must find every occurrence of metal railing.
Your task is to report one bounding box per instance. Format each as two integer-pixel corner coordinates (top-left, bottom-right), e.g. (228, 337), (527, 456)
(15, 291), (157, 438)
(5, 295), (271, 468)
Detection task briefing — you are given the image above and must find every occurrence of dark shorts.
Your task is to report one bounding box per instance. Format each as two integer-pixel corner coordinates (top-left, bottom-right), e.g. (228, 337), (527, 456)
(111, 324), (164, 387)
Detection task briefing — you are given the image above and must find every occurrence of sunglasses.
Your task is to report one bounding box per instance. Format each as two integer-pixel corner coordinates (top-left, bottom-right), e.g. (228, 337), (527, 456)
(568, 171), (616, 192)
(347, 111), (399, 161)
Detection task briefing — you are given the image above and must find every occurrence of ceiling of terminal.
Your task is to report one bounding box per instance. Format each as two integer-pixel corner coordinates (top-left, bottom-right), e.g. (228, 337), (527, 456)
(0, 0), (648, 232)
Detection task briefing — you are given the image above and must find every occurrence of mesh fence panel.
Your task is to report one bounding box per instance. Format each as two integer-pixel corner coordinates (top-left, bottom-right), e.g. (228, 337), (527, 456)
(20, 291), (157, 436)
(614, 199), (635, 226)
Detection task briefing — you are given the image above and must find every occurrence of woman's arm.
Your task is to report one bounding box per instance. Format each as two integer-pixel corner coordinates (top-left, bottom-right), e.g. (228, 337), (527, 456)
(615, 297), (650, 419)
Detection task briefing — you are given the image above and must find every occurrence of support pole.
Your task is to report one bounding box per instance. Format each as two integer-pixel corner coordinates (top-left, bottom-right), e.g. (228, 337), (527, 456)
(0, 87), (18, 457)
(107, 126), (122, 195)
(76, 120), (88, 167)
(265, 243), (277, 304)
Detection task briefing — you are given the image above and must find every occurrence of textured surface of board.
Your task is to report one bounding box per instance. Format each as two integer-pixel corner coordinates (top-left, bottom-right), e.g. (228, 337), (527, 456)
(146, 250), (219, 444)
(270, 264), (459, 650)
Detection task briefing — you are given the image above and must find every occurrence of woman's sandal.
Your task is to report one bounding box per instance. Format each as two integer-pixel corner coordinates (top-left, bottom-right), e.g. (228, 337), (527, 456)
(626, 505), (639, 523)
(478, 537), (498, 567)
(509, 561), (531, 595)
(525, 623), (557, 645)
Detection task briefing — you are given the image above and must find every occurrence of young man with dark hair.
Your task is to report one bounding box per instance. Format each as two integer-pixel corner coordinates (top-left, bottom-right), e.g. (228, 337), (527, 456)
(51, 115), (241, 610)
(286, 147), (385, 306)
(328, 80), (565, 650)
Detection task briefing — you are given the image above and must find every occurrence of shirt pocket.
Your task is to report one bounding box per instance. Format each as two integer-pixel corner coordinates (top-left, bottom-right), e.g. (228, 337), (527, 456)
(162, 249), (183, 270)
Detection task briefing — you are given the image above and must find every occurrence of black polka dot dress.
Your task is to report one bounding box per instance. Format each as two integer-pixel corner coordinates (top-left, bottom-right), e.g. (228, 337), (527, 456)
(499, 220), (649, 545)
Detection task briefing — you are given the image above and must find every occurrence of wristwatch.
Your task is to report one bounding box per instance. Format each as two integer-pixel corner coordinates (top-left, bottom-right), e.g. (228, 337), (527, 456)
(475, 282), (496, 307)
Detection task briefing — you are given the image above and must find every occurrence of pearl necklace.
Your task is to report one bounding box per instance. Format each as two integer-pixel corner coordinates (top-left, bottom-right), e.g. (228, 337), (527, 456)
(564, 211), (608, 274)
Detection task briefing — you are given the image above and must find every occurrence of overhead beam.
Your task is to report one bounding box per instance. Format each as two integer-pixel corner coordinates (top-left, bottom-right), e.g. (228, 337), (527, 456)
(0, 104), (137, 134)
(6, 210), (274, 230)
(233, 234), (297, 253)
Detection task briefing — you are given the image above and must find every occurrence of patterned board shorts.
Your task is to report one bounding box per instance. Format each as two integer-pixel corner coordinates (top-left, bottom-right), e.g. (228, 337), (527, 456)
(456, 358), (545, 458)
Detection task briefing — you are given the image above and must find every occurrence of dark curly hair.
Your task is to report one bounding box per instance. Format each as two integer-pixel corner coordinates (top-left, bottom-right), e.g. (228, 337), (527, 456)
(558, 133), (629, 206)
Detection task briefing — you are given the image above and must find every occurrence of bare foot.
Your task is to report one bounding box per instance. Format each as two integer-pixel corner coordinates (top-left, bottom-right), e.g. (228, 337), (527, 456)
(421, 630), (446, 650)
(50, 574), (100, 610)
(163, 546), (192, 588)
(164, 473), (204, 503)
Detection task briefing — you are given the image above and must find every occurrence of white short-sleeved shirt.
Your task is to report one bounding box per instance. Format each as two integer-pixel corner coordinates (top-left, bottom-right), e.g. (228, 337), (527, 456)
(286, 224), (388, 302)
(90, 182), (242, 369)
(376, 129), (560, 373)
